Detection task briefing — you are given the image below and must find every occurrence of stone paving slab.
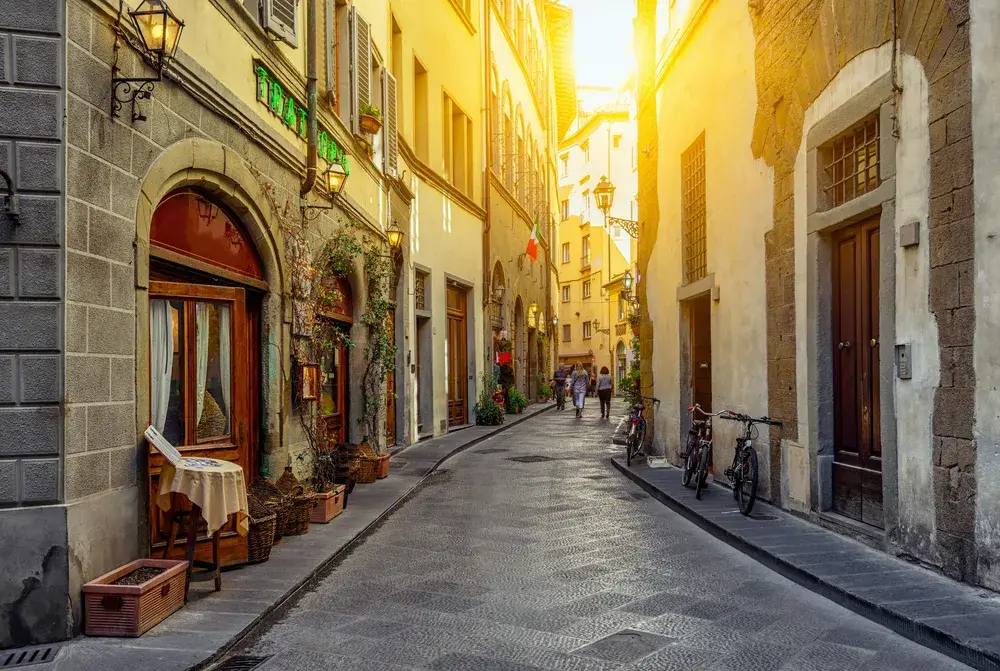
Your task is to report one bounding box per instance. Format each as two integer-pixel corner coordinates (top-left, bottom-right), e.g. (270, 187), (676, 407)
(611, 457), (1000, 671)
(49, 403), (553, 671)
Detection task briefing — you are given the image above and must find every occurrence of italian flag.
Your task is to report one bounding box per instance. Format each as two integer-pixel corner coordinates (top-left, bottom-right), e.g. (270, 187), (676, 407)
(525, 218), (540, 262)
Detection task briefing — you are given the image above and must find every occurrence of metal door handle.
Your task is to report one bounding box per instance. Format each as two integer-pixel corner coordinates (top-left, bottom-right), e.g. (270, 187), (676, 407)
(839, 341), (851, 350)
(870, 339), (878, 347)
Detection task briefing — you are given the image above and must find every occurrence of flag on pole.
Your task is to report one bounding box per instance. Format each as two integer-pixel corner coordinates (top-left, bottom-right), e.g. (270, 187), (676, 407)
(525, 217), (540, 262)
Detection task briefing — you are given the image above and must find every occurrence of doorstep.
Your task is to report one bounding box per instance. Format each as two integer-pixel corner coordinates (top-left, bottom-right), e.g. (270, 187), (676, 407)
(610, 457), (1000, 671)
(50, 403), (554, 671)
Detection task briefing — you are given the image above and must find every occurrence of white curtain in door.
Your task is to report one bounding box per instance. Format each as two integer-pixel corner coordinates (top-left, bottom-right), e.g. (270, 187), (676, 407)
(149, 299), (174, 432)
(218, 305), (231, 430)
(196, 303), (210, 423)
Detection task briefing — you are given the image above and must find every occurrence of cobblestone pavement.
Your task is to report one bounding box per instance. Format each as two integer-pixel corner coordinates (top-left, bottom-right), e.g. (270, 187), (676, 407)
(232, 400), (970, 671)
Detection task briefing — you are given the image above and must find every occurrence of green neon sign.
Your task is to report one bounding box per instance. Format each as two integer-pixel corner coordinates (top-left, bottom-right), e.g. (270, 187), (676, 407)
(254, 61), (350, 175)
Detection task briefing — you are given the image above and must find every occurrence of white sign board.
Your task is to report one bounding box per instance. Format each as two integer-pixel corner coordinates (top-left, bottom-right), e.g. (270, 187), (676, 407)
(144, 425), (183, 467)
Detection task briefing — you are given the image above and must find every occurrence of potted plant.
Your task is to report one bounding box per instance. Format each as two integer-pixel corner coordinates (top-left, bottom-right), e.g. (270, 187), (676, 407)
(82, 559), (188, 637)
(629, 311), (641, 337)
(359, 103), (383, 135)
(508, 388), (528, 414)
(475, 372), (506, 426)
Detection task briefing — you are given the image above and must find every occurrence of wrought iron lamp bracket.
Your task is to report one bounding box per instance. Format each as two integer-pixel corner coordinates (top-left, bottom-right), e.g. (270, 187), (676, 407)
(111, 68), (158, 122)
(607, 216), (639, 238)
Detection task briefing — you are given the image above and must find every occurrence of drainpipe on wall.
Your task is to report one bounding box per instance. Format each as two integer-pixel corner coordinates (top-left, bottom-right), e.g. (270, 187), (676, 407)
(301, 0), (319, 197)
(482, 0), (493, 309)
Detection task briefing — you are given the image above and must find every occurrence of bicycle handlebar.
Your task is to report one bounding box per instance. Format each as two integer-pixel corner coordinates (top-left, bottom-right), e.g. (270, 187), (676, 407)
(687, 403), (725, 417)
(719, 410), (783, 428)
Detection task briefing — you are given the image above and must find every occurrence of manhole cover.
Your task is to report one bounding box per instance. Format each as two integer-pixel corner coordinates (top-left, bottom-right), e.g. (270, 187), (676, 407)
(584, 475), (612, 480)
(505, 455), (555, 463)
(615, 491), (649, 501)
(1, 645), (59, 668)
(475, 448), (510, 454)
(214, 656), (272, 671)
(749, 514), (778, 521)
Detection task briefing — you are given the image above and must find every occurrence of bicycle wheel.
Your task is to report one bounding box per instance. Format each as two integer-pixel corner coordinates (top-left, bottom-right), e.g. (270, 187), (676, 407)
(626, 426), (636, 466)
(682, 448), (696, 487)
(694, 444), (710, 500)
(737, 447), (759, 516)
(635, 419), (647, 452)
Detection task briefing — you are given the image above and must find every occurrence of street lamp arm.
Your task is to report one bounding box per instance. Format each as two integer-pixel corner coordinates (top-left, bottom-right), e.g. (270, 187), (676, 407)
(607, 216), (639, 238)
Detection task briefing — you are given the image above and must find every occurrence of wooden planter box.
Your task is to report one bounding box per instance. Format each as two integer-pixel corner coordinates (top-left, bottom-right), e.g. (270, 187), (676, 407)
(83, 559), (188, 637)
(375, 454), (390, 479)
(310, 485), (346, 523)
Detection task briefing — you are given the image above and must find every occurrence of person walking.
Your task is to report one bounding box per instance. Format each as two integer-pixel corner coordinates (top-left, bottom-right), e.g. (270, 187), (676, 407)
(597, 366), (613, 419)
(570, 364), (590, 418)
(552, 366), (568, 410)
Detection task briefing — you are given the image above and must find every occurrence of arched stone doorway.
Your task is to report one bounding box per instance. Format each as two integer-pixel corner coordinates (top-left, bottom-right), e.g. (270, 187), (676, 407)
(146, 190), (266, 566)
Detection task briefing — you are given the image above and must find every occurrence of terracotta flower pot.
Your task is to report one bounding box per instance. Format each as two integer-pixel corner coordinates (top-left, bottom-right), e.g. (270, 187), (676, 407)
(310, 485), (346, 523)
(83, 559), (188, 637)
(375, 454), (390, 479)
(359, 113), (382, 135)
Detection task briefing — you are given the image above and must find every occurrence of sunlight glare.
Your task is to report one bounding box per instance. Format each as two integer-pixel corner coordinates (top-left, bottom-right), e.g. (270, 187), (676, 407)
(563, 0), (636, 88)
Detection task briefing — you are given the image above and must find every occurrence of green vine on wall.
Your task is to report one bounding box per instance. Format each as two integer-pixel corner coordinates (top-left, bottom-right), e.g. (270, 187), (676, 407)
(359, 243), (400, 453)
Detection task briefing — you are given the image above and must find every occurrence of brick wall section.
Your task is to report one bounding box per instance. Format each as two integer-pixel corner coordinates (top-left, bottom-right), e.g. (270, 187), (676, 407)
(0, 1), (65, 506)
(748, 0), (975, 578)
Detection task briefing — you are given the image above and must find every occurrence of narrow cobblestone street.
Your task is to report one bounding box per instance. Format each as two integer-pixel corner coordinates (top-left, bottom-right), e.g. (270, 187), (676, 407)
(223, 402), (969, 671)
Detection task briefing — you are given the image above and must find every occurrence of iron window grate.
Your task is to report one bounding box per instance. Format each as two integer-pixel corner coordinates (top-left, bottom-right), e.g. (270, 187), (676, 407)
(824, 113), (880, 207)
(681, 133), (707, 284)
(415, 272), (427, 311)
(1, 645), (59, 668)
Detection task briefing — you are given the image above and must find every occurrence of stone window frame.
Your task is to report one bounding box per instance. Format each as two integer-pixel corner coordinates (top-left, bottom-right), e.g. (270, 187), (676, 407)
(804, 73), (898, 530)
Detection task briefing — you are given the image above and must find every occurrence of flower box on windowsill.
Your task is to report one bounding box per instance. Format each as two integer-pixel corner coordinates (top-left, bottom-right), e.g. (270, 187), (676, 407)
(83, 559), (188, 637)
(375, 454), (390, 479)
(310, 485), (346, 523)
(359, 113), (382, 135)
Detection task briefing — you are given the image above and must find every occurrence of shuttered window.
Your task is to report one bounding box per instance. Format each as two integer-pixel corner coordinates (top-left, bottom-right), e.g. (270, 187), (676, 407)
(352, 8), (371, 135)
(384, 71), (398, 177)
(261, 0), (299, 47)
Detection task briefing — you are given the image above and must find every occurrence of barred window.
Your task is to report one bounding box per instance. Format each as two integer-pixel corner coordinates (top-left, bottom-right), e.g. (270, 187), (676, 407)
(681, 133), (707, 284)
(414, 271), (427, 310)
(823, 113), (880, 208)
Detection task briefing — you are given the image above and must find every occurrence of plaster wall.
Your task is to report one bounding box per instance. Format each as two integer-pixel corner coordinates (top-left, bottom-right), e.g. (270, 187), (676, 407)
(971, 0), (1000, 589)
(646, 1), (771, 472)
(410, 178), (484, 433)
(491, 11), (546, 151)
(793, 45), (937, 552)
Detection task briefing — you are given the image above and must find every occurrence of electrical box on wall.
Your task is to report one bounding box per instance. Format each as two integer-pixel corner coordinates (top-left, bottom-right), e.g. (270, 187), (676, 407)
(895, 343), (912, 379)
(900, 221), (920, 248)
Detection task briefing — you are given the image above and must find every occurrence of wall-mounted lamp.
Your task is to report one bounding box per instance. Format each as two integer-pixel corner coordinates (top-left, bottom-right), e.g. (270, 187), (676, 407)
(326, 161), (349, 195)
(552, 316), (559, 326)
(386, 220), (405, 253)
(529, 302), (539, 315)
(0, 169), (20, 224)
(112, 0), (184, 122)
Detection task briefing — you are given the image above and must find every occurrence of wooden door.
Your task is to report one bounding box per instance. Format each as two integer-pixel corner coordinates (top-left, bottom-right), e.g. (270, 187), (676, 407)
(385, 308), (397, 446)
(832, 217), (883, 527)
(319, 336), (349, 444)
(148, 282), (251, 566)
(447, 284), (468, 427)
(416, 321), (424, 433)
(690, 296), (712, 412)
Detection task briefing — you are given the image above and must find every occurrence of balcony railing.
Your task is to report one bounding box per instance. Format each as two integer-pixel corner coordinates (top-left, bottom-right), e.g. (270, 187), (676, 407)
(615, 323), (627, 336)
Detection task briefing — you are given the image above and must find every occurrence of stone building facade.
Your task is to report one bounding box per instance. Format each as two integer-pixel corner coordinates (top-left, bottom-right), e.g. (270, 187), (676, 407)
(636, 0), (1000, 590)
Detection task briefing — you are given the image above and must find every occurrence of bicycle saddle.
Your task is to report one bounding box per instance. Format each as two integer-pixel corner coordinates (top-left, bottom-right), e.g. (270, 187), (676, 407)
(691, 420), (706, 428)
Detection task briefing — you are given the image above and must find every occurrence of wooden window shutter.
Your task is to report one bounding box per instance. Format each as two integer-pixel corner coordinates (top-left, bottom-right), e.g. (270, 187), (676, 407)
(262, 0), (299, 47)
(383, 70), (398, 177)
(351, 7), (372, 135)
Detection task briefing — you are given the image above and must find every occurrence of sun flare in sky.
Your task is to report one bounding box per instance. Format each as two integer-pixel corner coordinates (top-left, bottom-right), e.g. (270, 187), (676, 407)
(563, 0), (636, 89)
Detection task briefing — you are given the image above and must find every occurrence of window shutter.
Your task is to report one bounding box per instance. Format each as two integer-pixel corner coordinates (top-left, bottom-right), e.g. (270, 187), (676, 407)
(351, 7), (372, 135)
(262, 0), (299, 47)
(383, 70), (398, 177)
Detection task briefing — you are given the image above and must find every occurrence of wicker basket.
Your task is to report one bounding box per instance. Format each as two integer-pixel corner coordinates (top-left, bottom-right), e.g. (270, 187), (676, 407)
(276, 466), (312, 536)
(197, 390), (228, 438)
(248, 477), (290, 545)
(246, 494), (277, 564)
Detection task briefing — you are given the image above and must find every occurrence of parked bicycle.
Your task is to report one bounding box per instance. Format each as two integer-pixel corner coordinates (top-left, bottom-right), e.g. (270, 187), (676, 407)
(625, 396), (660, 466)
(719, 410), (783, 515)
(681, 404), (724, 498)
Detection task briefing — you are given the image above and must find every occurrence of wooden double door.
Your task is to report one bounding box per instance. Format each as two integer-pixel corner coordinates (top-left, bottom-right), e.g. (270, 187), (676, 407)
(148, 281), (259, 566)
(447, 284), (468, 427)
(831, 217), (883, 528)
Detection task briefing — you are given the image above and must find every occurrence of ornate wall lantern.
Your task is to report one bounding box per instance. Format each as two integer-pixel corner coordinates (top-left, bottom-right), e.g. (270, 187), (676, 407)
(112, 0), (185, 121)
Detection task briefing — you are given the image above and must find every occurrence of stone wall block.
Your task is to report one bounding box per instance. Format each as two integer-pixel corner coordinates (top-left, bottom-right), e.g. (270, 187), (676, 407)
(67, 147), (111, 209)
(930, 118), (946, 153)
(18, 248), (60, 298)
(0, 302), (59, 350)
(0, 89), (60, 139)
(66, 198), (88, 251)
(65, 355), (109, 404)
(87, 209), (132, 264)
(131, 134), (159, 178)
(67, 0), (91, 49)
(19, 354), (60, 403)
(930, 21), (970, 83)
(950, 345), (974, 388)
(20, 458), (59, 502)
(16, 142), (61, 192)
(957, 259), (973, 306)
(938, 307), (975, 347)
(933, 386), (975, 440)
(67, 94), (89, 150)
(65, 405), (86, 455)
(12, 35), (61, 86)
(65, 302), (87, 353)
(930, 137), (974, 197)
(64, 450), (109, 500)
(169, 86), (203, 127)
(0, 247), (11, 297)
(66, 251), (110, 306)
(946, 103), (972, 144)
(108, 445), (137, 489)
(0, 407), (60, 456)
(86, 404), (134, 452)
(0, 34), (6, 81)
(0, 460), (16, 503)
(111, 169), (140, 219)
(90, 110), (133, 172)
(1, 196), (61, 245)
(939, 436), (976, 472)
(110, 263), (135, 311)
(0, 355), (13, 403)
(87, 307), (134, 356)
(929, 217), (974, 267)
(110, 357), (134, 402)
(66, 43), (111, 111)
(0, 0), (61, 33)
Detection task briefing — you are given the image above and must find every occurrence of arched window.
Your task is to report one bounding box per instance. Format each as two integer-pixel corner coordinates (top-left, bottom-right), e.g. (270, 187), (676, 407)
(503, 89), (513, 188)
(516, 111), (525, 202)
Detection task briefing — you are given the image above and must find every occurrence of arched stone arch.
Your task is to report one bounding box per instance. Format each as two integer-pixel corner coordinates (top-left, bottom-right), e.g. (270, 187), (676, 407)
(135, 137), (290, 458)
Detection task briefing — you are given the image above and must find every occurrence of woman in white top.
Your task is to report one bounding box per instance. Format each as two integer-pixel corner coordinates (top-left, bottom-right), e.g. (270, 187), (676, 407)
(570, 364), (590, 418)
